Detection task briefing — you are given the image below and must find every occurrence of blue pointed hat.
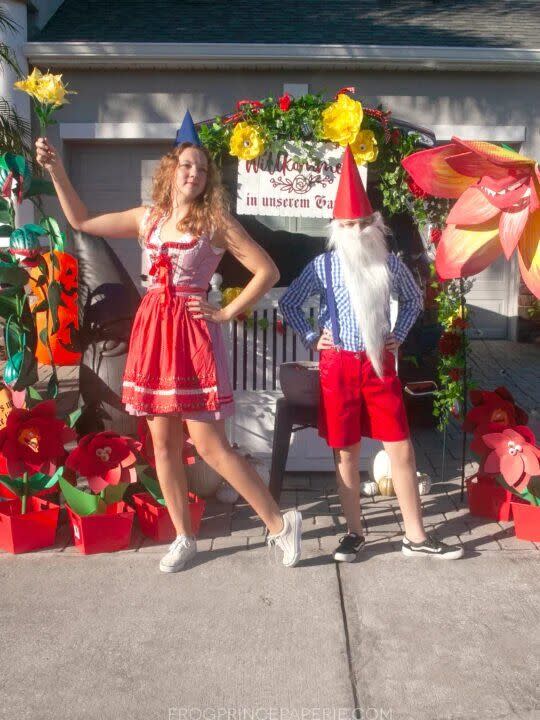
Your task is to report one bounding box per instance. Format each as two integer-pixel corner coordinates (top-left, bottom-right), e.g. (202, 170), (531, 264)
(174, 110), (201, 147)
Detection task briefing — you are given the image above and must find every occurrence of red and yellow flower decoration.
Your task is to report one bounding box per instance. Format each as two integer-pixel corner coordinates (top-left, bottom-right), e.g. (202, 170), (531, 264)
(481, 427), (540, 493)
(229, 122), (265, 161)
(65, 430), (140, 494)
(0, 400), (75, 477)
(402, 137), (540, 297)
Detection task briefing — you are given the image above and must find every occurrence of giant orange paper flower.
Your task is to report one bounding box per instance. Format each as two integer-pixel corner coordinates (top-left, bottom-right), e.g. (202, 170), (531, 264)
(402, 137), (540, 297)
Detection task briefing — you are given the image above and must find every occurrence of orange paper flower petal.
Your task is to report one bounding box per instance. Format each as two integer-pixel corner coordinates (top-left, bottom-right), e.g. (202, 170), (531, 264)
(517, 210), (540, 298)
(452, 138), (535, 168)
(499, 206), (530, 259)
(402, 144), (477, 199)
(435, 220), (502, 280)
(446, 186), (500, 226)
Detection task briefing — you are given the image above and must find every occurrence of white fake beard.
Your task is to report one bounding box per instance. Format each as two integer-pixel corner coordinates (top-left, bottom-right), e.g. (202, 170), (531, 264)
(327, 213), (391, 377)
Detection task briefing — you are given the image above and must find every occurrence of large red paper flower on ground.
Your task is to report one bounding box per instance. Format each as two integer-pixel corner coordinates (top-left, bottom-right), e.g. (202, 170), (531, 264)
(0, 400), (75, 477)
(66, 430), (141, 493)
(463, 386), (528, 435)
(402, 137), (540, 297)
(481, 427), (540, 493)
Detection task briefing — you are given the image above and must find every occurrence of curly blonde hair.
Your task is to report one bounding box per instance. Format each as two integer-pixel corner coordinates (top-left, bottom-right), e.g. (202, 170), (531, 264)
(151, 142), (229, 237)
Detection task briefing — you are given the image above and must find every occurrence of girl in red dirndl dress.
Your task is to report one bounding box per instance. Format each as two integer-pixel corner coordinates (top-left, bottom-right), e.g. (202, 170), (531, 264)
(122, 207), (235, 420)
(35, 133), (302, 574)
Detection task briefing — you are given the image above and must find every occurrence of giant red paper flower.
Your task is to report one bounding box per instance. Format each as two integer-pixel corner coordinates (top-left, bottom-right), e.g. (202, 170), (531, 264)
(402, 137), (540, 297)
(0, 400), (75, 477)
(65, 430), (141, 493)
(438, 331), (461, 357)
(464, 386), (528, 435)
(481, 427), (540, 493)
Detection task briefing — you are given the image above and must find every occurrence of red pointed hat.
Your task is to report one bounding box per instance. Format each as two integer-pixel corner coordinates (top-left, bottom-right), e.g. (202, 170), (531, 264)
(333, 145), (373, 219)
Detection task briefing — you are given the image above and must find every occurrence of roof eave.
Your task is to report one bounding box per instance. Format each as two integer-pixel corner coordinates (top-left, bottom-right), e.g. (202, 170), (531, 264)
(24, 42), (540, 72)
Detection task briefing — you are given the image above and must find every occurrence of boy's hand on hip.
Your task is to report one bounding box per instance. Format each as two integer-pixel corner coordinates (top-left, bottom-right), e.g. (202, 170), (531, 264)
(316, 329), (334, 351)
(385, 333), (401, 353)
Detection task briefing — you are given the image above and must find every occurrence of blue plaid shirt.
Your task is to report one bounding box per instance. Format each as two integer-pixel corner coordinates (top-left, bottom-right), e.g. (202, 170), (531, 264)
(279, 251), (423, 351)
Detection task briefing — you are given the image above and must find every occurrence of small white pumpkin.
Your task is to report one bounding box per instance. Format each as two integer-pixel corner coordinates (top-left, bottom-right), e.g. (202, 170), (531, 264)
(360, 479), (379, 497)
(417, 471), (432, 496)
(186, 460), (222, 498)
(378, 475), (395, 497)
(371, 449), (392, 484)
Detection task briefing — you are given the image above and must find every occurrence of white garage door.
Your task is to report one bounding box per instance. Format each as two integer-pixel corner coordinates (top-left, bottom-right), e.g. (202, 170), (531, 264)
(68, 142), (169, 289)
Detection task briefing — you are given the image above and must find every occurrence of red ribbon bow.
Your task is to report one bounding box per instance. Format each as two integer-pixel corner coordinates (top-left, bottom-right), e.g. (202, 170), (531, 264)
(149, 254), (173, 305)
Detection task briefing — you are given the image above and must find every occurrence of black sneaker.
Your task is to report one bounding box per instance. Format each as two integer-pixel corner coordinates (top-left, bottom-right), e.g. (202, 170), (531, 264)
(402, 534), (464, 560)
(333, 533), (366, 562)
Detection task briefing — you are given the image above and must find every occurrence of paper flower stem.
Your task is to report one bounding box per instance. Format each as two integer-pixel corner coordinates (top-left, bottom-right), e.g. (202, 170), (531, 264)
(21, 471), (28, 515)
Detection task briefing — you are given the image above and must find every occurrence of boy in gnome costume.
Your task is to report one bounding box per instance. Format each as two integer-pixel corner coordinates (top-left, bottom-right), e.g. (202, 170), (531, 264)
(279, 146), (464, 561)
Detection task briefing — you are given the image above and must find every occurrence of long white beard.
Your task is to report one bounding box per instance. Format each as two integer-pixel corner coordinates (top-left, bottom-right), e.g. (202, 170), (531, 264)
(327, 213), (391, 377)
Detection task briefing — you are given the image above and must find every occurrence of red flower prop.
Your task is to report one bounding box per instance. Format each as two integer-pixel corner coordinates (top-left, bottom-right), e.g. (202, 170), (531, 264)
(438, 331), (461, 357)
(66, 431), (141, 494)
(482, 427), (540, 493)
(278, 94), (292, 112)
(464, 386), (528, 434)
(451, 316), (468, 331)
(406, 176), (428, 199)
(402, 137), (540, 297)
(429, 227), (442, 246)
(276, 319), (285, 335)
(0, 400), (74, 477)
(137, 420), (196, 468)
(448, 368), (462, 382)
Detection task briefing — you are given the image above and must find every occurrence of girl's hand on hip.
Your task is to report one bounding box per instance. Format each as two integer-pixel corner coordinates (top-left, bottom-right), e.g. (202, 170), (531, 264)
(385, 333), (401, 353)
(187, 297), (227, 323)
(316, 329), (334, 351)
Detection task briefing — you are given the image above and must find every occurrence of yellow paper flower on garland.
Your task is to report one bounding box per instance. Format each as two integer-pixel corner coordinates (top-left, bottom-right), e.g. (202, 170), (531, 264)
(350, 130), (379, 164)
(322, 93), (364, 146)
(229, 122), (265, 160)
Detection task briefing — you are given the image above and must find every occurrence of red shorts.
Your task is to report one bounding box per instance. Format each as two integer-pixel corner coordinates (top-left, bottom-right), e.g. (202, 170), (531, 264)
(318, 348), (410, 448)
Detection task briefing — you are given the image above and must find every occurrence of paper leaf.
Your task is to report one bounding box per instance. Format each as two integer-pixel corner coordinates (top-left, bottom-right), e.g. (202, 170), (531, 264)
(139, 470), (166, 506)
(102, 482), (129, 505)
(66, 408), (82, 428)
(59, 477), (105, 516)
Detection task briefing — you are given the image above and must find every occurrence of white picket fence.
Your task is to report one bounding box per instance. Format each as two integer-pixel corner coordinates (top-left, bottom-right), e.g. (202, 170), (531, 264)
(210, 275), (391, 471)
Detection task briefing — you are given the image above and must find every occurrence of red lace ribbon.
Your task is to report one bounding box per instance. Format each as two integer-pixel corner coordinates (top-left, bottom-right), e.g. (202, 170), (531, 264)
(149, 254), (173, 306)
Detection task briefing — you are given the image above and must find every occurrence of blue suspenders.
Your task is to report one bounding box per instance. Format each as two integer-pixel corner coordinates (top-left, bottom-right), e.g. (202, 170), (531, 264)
(324, 252), (342, 348)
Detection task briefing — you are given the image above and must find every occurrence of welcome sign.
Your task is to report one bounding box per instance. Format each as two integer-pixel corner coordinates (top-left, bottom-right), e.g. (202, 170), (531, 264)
(236, 143), (368, 219)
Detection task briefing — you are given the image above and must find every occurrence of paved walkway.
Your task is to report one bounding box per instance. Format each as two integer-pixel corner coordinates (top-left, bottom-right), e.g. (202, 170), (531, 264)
(1, 341), (539, 719)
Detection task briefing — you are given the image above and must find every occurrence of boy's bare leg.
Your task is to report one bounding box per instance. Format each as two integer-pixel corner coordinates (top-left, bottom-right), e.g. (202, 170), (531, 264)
(334, 442), (364, 536)
(382, 438), (427, 543)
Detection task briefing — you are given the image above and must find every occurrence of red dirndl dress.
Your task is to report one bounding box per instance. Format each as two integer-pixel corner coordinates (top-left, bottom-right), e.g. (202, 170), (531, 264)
(121, 208), (234, 418)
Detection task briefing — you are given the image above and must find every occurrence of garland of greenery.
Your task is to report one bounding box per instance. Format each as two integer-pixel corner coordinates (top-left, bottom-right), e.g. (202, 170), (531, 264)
(199, 89), (464, 429)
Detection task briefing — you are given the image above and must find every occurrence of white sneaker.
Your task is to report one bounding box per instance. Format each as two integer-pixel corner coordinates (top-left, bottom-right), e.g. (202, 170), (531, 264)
(267, 510), (302, 567)
(159, 535), (197, 573)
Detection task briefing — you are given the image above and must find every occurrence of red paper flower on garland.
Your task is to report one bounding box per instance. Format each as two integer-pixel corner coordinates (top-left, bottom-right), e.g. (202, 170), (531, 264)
(438, 331), (461, 357)
(429, 227), (442, 246)
(481, 427), (540, 493)
(448, 368), (462, 382)
(406, 176), (428, 199)
(463, 386), (528, 434)
(451, 316), (469, 331)
(137, 420), (196, 468)
(65, 430), (141, 494)
(278, 94), (292, 112)
(0, 400), (75, 477)
(390, 129), (401, 146)
(276, 319), (285, 335)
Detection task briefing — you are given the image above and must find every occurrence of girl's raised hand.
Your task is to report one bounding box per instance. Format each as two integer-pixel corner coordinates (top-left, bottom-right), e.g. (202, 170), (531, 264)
(35, 137), (60, 174)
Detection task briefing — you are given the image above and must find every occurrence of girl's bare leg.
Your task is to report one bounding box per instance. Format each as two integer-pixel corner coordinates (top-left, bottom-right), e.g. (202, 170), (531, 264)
(185, 419), (284, 535)
(382, 438), (426, 543)
(146, 415), (192, 536)
(334, 442), (363, 535)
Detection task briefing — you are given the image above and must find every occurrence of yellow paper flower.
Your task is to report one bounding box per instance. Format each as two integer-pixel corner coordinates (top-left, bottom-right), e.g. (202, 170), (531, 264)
(33, 73), (73, 107)
(13, 68), (43, 99)
(221, 287), (243, 307)
(322, 93), (363, 146)
(229, 122), (265, 160)
(350, 130), (379, 164)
